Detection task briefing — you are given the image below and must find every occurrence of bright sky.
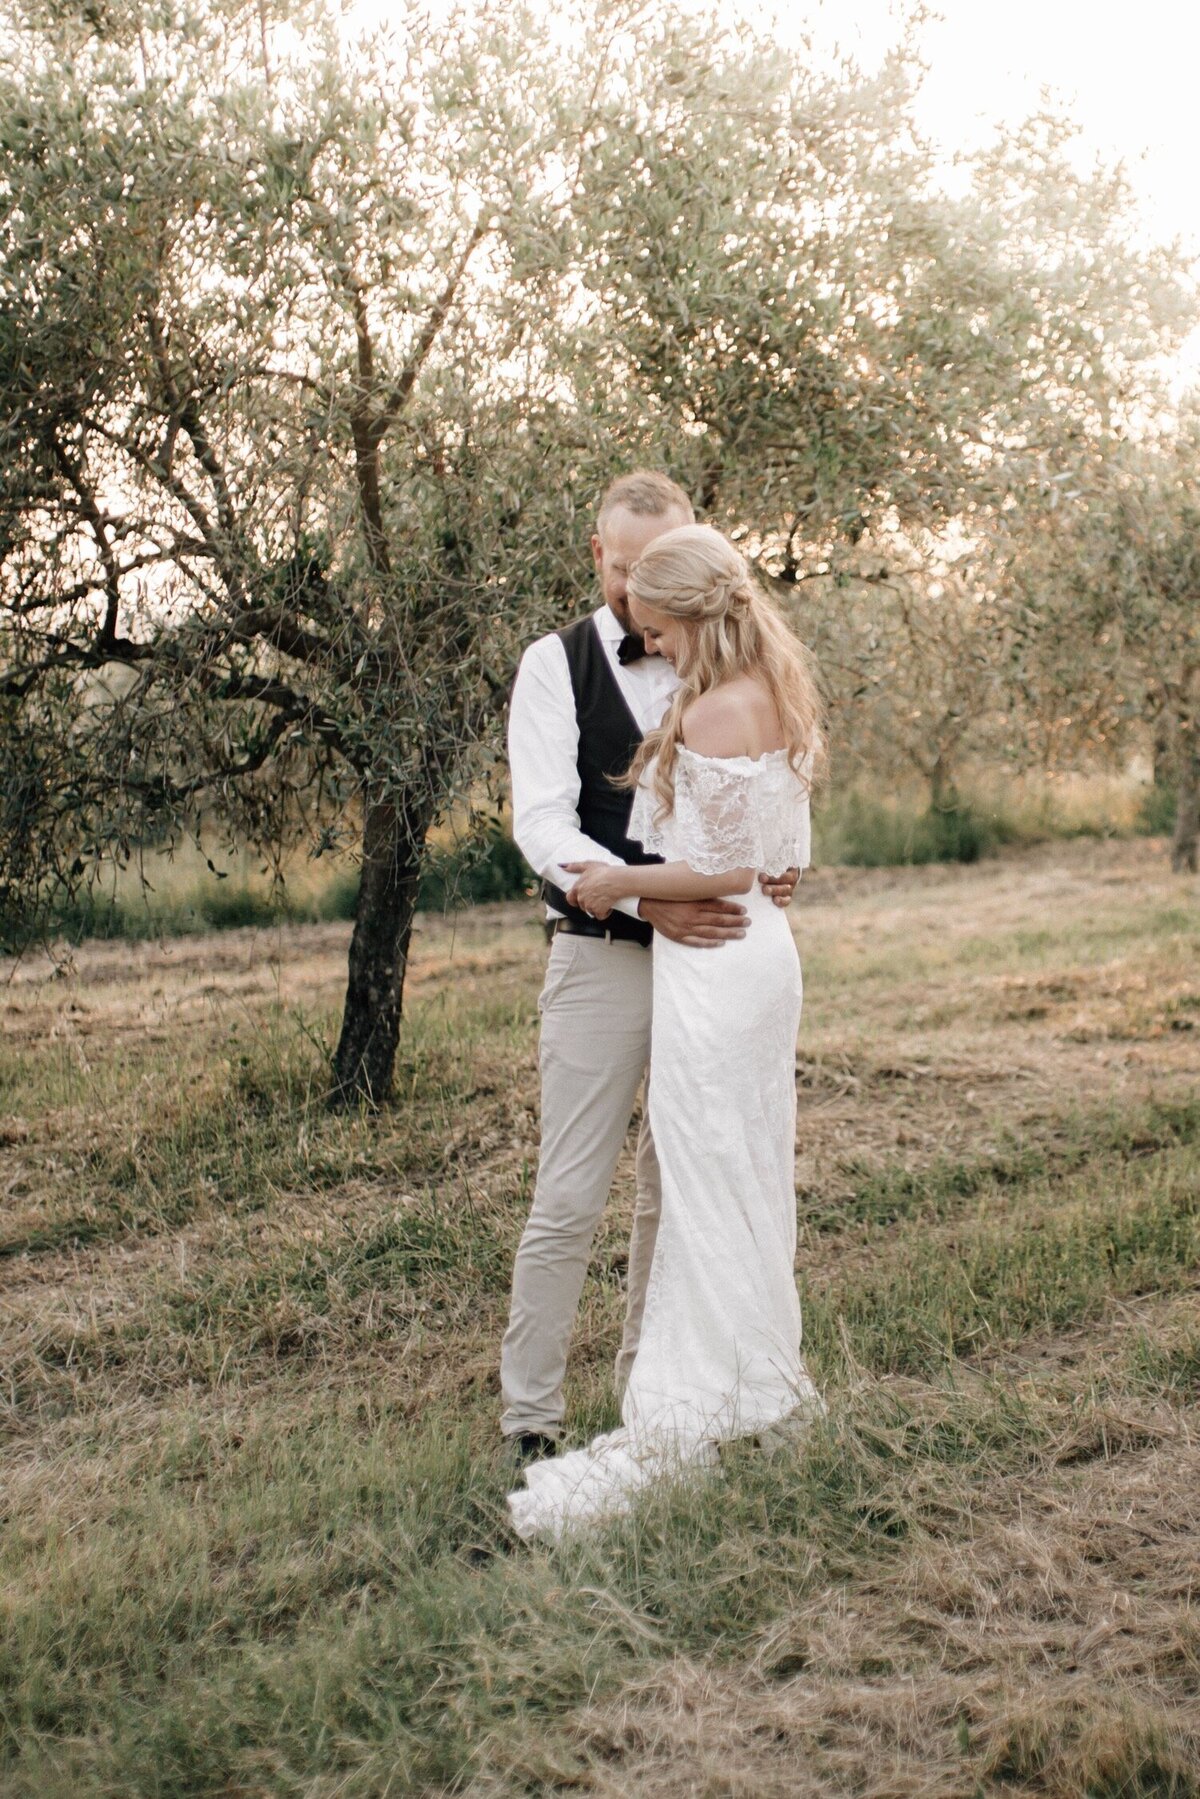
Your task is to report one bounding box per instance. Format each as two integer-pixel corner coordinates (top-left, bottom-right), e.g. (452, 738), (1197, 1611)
(804, 0), (1199, 247)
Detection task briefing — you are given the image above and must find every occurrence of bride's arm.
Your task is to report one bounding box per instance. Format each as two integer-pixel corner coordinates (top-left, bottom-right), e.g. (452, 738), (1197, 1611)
(567, 688), (767, 913)
(564, 858), (753, 914)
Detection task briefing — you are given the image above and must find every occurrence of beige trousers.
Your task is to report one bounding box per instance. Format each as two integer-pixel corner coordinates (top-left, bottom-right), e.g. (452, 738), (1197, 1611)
(500, 932), (662, 1439)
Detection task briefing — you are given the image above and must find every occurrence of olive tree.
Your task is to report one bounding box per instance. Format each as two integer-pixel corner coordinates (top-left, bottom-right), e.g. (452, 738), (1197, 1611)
(789, 553), (1018, 808)
(557, 30), (1191, 789)
(0, 0), (616, 1101)
(1003, 420), (1200, 870)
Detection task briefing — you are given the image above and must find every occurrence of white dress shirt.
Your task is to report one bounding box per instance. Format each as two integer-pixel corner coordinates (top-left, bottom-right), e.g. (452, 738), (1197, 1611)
(509, 603), (680, 920)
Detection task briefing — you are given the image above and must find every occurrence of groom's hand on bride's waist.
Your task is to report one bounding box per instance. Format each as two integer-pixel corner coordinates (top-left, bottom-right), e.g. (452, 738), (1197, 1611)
(637, 897), (749, 947)
(759, 867), (799, 908)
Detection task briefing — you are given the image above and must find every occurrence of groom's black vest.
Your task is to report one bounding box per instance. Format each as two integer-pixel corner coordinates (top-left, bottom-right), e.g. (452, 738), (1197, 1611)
(541, 615), (661, 945)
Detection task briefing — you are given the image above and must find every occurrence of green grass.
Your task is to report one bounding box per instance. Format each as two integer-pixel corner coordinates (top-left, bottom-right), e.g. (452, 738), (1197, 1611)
(812, 774), (1179, 870)
(5, 1313), (1190, 1795)
(25, 823), (536, 951)
(802, 1094), (1200, 1233)
(1137, 781), (1178, 836)
(813, 790), (1020, 866)
(802, 1140), (1200, 1380)
(2, 843), (1198, 1795)
(0, 1372), (1056, 1796)
(0, 1011), (335, 1263)
(1123, 1322), (1200, 1400)
(0, 987), (537, 1267)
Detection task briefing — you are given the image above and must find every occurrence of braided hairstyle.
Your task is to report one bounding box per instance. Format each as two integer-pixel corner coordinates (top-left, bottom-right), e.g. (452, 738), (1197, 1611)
(620, 524), (823, 816)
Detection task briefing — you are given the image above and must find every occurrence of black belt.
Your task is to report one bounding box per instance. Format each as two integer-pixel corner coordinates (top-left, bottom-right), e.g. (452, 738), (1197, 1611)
(552, 914), (652, 948)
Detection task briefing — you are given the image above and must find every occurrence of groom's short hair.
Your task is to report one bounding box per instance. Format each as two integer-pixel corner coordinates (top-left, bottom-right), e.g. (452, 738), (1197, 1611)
(596, 471), (695, 538)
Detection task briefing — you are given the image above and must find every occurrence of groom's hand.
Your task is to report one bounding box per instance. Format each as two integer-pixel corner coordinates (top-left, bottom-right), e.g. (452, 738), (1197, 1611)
(759, 867), (799, 909)
(638, 897), (748, 947)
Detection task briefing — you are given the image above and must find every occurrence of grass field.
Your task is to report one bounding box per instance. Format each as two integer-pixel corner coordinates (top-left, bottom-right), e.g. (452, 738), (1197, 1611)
(2, 836), (1199, 1797)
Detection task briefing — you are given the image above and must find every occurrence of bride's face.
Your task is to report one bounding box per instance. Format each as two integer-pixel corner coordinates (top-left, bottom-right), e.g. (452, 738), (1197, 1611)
(629, 595), (689, 667)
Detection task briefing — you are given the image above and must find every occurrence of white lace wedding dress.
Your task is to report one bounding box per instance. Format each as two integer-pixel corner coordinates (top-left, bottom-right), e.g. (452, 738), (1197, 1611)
(507, 746), (823, 1543)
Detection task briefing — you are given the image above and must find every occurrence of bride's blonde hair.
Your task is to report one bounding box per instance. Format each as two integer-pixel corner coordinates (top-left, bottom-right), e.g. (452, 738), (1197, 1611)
(621, 524), (824, 814)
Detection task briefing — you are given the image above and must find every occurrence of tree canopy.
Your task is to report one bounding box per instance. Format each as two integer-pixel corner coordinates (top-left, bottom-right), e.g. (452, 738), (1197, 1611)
(1, 0), (1193, 1098)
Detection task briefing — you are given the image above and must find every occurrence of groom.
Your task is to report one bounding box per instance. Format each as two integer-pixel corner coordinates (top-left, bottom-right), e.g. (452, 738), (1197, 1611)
(500, 471), (798, 1459)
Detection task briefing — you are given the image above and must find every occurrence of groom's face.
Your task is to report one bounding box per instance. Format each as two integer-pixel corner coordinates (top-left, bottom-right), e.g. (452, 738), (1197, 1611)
(591, 505), (689, 633)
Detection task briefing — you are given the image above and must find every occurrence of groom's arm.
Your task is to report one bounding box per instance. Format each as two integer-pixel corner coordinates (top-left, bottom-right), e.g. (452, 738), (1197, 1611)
(508, 634), (644, 919)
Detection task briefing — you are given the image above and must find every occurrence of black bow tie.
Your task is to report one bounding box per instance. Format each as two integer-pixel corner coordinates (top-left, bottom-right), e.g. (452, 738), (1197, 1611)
(617, 632), (646, 665)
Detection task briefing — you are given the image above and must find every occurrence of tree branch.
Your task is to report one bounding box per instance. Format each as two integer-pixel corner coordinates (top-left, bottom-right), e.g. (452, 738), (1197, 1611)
(143, 307), (248, 602)
(348, 282), (391, 578)
(6, 542), (216, 619)
(379, 217), (490, 432)
(227, 605), (340, 668)
(49, 438), (124, 650)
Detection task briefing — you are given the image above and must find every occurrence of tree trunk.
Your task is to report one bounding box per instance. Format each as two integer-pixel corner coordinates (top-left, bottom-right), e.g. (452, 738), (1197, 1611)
(330, 792), (429, 1106)
(1151, 705), (1172, 789)
(929, 749), (957, 811)
(1170, 716), (1199, 874)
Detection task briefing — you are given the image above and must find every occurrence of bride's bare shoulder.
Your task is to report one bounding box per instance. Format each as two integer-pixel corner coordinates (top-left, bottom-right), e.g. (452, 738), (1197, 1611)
(681, 679), (781, 758)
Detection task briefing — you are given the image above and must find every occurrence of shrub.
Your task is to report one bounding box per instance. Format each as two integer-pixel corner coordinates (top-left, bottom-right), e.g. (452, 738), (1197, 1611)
(814, 792), (1017, 867)
(198, 885), (281, 930)
(418, 824), (534, 910)
(1135, 783), (1176, 836)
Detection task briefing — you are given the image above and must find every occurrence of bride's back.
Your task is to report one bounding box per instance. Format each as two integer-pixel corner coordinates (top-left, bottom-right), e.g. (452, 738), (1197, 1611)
(680, 673), (786, 762)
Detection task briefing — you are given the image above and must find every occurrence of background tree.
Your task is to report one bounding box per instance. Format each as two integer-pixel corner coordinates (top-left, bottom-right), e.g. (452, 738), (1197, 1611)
(553, 17), (1190, 807)
(795, 552), (1015, 811)
(0, 0), (611, 1101)
(1, 0), (1192, 1104)
(1001, 419), (1200, 870)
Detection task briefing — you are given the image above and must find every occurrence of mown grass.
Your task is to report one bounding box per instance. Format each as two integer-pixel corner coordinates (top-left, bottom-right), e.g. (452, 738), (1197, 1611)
(0, 1370), (1077, 1795)
(9, 1085), (1198, 1424)
(797, 896), (1200, 1005)
(2, 840), (1198, 1795)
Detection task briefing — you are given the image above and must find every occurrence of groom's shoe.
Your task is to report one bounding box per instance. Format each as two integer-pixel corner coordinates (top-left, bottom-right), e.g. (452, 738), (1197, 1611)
(506, 1430), (558, 1468)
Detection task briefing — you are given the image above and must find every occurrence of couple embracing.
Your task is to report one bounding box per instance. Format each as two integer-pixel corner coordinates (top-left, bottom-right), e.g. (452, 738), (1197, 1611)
(502, 472), (825, 1542)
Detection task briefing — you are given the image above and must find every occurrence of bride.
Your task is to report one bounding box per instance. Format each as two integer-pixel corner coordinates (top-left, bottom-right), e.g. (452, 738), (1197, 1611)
(506, 523), (825, 1543)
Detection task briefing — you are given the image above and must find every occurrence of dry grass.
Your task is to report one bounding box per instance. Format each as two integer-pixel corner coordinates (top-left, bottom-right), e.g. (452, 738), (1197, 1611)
(1, 834), (1198, 1796)
(570, 1284), (1200, 1797)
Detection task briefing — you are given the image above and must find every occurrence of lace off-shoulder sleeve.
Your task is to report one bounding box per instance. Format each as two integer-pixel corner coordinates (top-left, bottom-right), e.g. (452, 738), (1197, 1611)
(628, 773), (671, 861)
(629, 748), (813, 876)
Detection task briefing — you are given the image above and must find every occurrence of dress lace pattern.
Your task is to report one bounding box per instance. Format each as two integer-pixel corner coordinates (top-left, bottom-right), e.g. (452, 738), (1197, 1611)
(628, 746), (812, 875)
